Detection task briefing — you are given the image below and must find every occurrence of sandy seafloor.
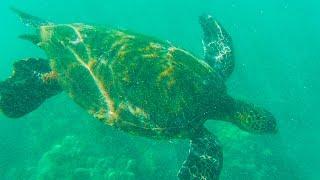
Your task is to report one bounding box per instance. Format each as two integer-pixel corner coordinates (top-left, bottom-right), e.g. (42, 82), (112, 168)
(0, 0), (319, 179)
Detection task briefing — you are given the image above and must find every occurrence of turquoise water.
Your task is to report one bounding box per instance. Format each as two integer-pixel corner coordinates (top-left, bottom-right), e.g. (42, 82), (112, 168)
(0, 0), (319, 179)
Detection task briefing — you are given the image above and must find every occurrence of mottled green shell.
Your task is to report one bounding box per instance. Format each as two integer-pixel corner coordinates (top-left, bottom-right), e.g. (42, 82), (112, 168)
(39, 23), (226, 138)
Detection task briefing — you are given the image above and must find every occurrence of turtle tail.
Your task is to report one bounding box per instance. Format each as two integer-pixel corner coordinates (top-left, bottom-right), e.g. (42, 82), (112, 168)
(219, 96), (277, 134)
(0, 58), (62, 118)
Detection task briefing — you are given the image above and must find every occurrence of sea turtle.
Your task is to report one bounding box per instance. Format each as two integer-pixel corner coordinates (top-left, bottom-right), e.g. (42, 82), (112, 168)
(0, 8), (277, 179)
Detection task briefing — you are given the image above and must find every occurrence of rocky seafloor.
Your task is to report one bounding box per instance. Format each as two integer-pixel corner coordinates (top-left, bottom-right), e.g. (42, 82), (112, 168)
(1, 94), (301, 180)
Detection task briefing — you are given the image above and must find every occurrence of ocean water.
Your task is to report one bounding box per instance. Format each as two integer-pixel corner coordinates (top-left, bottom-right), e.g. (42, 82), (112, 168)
(0, 0), (319, 179)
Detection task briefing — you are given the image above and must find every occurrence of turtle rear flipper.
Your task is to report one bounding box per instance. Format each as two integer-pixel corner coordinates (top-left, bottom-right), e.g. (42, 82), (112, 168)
(10, 7), (50, 27)
(200, 14), (234, 80)
(0, 58), (62, 118)
(178, 128), (223, 180)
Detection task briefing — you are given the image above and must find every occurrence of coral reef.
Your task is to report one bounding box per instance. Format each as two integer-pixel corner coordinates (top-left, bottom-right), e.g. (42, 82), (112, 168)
(36, 135), (137, 180)
(1, 97), (300, 179)
(32, 122), (300, 180)
(207, 121), (301, 180)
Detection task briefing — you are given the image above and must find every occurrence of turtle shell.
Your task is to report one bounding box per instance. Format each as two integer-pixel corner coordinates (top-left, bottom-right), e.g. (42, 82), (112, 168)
(38, 23), (226, 138)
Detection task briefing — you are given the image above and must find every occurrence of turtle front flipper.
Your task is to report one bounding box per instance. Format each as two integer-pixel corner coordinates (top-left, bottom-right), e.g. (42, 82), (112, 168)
(0, 58), (62, 118)
(178, 128), (223, 180)
(200, 14), (234, 80)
